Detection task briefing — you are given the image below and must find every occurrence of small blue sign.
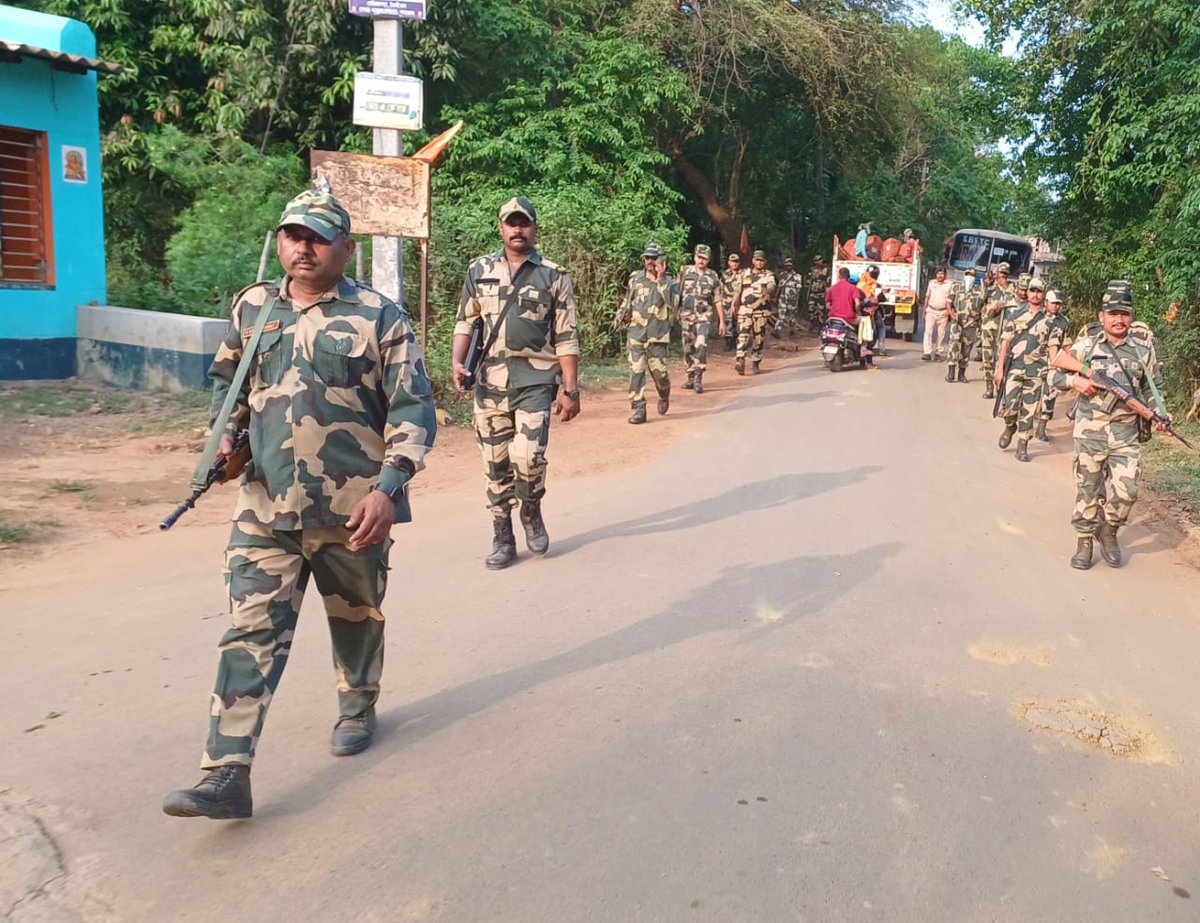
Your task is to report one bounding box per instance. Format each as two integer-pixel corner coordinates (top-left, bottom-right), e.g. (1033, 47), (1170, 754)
(348, 0), (426, 20)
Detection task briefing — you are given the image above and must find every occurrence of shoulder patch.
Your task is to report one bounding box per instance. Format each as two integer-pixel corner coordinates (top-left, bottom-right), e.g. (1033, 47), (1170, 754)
(242, 319), (282, 338)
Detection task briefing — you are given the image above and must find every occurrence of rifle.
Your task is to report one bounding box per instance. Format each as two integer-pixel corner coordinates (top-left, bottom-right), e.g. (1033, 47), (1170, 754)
(160, 429), (252, 530)
(1051, 352), (1194, 449)
(992, 350), (1012, 418)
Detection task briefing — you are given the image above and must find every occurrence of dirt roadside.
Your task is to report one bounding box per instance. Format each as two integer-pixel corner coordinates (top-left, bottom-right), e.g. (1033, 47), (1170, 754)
(0, 339), (810, 565)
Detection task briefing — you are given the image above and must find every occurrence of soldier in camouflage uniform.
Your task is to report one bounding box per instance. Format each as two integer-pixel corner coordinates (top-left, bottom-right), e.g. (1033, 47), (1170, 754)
(678, 244), (725, 394)
(994, 278), (1065, 462)
(721, 252), (743, 350)
(614, 242), (675, 424)
(806, 254), (830, 331)
(453, 197), (581, 570)
(945, 266), (985, 383)
(1034, 289), (1072, 441)
(163, 190), (437, 820)
(734, 249), (777, 374)
(979, 261), (1016, 400)
(1050, 281), (1169, 569)
(774, 257), (803, 337)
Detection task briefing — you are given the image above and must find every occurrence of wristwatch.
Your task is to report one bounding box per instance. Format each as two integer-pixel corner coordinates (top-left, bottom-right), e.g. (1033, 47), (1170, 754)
(563, 389), (581, 401)
(372, 484), (405, 503)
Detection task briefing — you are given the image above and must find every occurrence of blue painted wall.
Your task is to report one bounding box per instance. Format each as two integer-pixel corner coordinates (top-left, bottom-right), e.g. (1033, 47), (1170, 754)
(0, 5), (108, 377)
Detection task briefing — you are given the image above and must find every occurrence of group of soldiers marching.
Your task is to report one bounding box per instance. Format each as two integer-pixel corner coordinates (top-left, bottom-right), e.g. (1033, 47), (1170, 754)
(933, 263), (1170, 570)
(610, 243), (829, 425)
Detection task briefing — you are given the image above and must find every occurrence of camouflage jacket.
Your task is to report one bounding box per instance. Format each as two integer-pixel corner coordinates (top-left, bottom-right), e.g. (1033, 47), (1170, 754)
(454, 248), (580, 409)
(1050, 333), (1163, 446)
(621, 269), (675, 344)
(982, 280), (1016, 324)
(1000, 305), (1063, 373)
(209, 277), (436, 530)
(721, 268), (743, 313)
(807, 263), (830, 300)
(736, 268), (777, 312)
(952, 282), (987, 327)
(777, 270), (804, 310)
(679, 265), (722, 316)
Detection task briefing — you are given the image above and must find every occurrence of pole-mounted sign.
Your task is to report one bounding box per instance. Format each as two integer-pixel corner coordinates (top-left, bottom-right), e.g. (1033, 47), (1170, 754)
(348, 0), (426, 20)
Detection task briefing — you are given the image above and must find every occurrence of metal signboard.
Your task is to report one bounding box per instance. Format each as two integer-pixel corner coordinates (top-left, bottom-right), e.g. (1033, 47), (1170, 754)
(310, 151), (431, 238)
(353, 72), (424, 132)
(348, 0), (426, 20)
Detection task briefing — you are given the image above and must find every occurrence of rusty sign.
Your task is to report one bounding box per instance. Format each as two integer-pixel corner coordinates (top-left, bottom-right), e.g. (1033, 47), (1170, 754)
(309, 150), (430, 238)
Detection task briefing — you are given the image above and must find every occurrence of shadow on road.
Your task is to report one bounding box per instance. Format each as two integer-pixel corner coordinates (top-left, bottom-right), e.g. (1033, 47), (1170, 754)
(551, 466), (881, 555)
(261, 542), (902, 818)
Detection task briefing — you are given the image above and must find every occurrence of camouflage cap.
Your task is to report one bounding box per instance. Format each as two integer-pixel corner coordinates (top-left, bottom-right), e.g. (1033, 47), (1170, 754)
(1027, 276), (1046, 291)
(498, 196), (537, 222)
(277, 190), (351, 241)
(642, 242), (663, 258)
(995, 261), (1011, 274)
(813, 254), (826, 263)
(783, 257), (794, 265)
(1017, 273), (1032, 288)
(752, 249), (766, 260)
(964, 266), (977, 275)
(694, 244), (712, 258)
(1046, 290), (1064, 303)
(1102, 279), (1134, 312)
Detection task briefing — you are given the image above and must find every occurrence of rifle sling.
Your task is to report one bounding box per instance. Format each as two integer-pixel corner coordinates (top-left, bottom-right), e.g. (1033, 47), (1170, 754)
(191, 295), (280, 489)
(473, 261), (533, 382)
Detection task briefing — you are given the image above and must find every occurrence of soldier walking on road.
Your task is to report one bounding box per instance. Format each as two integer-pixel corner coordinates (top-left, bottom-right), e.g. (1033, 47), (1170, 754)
(452, 196), (581, 570)
(734, 249), (777, 375)
(945, 267), (984, 383)
(1034, 289), (1071, 441)
(980, 261), (1016, 400)
(721, 252), (743, 350)
(806, 254), (830, 331)
(678, 244), (725, 394)
(614, 242), (675, 424)
(994, 277), (1064, 462)
(1049, 281), (1169, 569)
(774, 257), (803, 337)
(162, 190), (437, 820)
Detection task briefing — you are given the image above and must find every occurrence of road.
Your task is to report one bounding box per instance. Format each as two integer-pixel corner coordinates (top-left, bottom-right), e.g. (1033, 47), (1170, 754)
(4, 342), (1199, 922)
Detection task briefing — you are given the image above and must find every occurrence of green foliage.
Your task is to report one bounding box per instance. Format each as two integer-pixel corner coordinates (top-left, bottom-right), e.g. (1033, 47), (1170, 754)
(0, 520), (31, 544)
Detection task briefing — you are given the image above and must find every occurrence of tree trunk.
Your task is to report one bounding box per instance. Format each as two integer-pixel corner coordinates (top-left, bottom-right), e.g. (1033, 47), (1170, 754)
(666, 138), (743, 254)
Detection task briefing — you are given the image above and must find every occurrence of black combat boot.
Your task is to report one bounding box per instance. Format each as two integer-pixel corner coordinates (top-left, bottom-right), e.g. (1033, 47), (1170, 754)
(725, 334), (736, 351)
(945, 366), (956, 383)
(1035, 419), (1050, 442)
(485, 515), (517, 569)
(163, 763), (253, 819)
(1070, 535), (1094, 570)
(752, 361), (761, 375)
(520, 500), (549, 555)
(1014, 439), (1030, 462)
(984, 381), (996, 400)
(998, 424), (1017, 449)
(683, 372), (695, 390)
(734, 357), (745, 375)
(693, 373), (704, 394)
(1097, 521), (1122, 567)
(331, 708), (376, 756)
(657, 389), (670, 415)
(628, 405), (647, 424)
(957, 365), (967, 383)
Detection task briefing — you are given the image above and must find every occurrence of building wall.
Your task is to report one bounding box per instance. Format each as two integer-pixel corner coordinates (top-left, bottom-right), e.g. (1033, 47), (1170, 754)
(0, 6), (108, 378)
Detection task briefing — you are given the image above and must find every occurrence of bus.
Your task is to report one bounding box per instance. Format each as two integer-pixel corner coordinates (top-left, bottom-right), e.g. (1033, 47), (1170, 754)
(943, 229), (1033, 283)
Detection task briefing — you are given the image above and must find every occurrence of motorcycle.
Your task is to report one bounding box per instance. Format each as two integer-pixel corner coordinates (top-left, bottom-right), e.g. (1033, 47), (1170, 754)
(820, 317), (867, 372)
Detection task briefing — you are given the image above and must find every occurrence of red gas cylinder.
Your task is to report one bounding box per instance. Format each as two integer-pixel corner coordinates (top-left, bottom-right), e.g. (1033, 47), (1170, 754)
(880, 237), (901, 262)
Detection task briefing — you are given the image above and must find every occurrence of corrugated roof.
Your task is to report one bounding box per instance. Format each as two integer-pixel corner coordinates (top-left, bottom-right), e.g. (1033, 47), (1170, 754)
(0, 40), (130, 75)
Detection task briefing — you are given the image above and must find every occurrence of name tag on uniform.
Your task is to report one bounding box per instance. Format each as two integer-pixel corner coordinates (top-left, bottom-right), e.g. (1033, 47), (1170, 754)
(477, 277), (500, 285)
(243, 319), (283, 339)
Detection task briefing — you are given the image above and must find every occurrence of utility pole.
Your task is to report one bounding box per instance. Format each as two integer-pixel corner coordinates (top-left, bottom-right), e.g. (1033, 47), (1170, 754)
(371, 18), (404, 304)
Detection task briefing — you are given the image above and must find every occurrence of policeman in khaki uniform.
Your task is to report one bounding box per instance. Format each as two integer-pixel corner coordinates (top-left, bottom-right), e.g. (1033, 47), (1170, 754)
(678, 244), (725, 393)
(1050, 281), (1169, 570)
(734, 249), (777, 374)
(163, 190), (437, 820)
(453, 196), (581, 570)
(614, 242), (675, 424)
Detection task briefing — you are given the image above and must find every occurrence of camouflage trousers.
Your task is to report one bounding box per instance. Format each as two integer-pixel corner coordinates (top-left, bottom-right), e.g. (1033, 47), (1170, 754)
(680, 311), (710, 375)
(1000, 367), (1044, 436)
(204, 521), (391, 768)
(736, 310), (770, 362)
(628, 339), (670, 409)
(475, 384), (554, 518)
(1039, 374), (1059, 421)
(775, 298), (801, 334)
(979, 318), (1002, 380)
(807, 292), (826, 329)
(1072, 433), (1141, 533)
(947, 319), (978, 369)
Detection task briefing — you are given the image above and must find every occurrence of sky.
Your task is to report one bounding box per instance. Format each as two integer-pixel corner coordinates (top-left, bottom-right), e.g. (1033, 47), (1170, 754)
(918, 0), (984, 47)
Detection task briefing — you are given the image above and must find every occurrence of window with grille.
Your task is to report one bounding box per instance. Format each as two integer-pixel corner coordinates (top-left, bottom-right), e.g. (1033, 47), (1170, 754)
(0, 126), (54, 287)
